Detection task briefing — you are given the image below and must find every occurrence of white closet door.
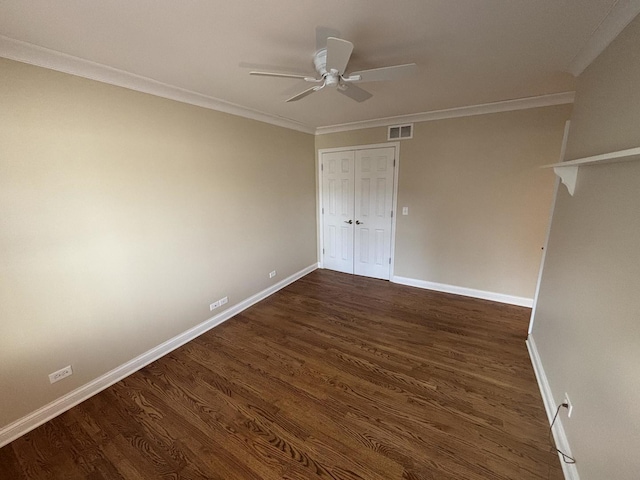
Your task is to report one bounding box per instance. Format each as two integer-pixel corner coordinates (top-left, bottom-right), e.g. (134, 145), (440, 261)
(353, 147), (395, 280)
(321, 150), (355, 274)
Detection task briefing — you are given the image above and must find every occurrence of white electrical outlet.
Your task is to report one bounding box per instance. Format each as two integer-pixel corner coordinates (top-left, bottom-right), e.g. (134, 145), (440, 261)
(49, 365), (73, 384)
(269, 270), (277, 279)
(564, 393), (573, 418)
(210, 296), (228, 311)
(402, 206), (409, 215)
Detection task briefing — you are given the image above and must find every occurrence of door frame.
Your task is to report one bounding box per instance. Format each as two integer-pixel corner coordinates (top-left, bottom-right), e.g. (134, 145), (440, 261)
(317, 142), (401, 279)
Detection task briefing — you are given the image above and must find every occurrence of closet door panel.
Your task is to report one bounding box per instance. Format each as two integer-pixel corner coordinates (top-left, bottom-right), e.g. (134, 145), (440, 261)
(354, 147), (395, 280)
(322, 151), (355, 274)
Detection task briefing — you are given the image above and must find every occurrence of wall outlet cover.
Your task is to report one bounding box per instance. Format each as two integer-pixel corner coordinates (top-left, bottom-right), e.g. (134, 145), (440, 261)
(49, 365), (73, 384)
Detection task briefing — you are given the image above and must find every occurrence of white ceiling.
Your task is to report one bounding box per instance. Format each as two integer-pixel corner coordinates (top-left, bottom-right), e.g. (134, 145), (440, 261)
(0, 0), (630, 130)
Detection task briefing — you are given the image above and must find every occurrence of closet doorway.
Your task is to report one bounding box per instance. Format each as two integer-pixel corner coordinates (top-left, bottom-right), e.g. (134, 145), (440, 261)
(319, 143), (399, 280)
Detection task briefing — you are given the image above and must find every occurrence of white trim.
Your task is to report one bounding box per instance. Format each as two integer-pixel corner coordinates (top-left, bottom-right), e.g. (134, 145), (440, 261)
(527, 336), (580, 480)
(391, 276), (533, 307)
(317, 143), (400, 280)
(316, 149), (324, 269)
(529, 177), (560, 331)
(543, 146), (640, 196)
(558, 120), (572, 165)
(543, 146), (640, 168)
(528, 120), (570, 334)
(389, 143), (401, 279)
(318, 142), (398, 154)
(315, 92), (575, 135)
(0, 34), (579, 137)
(316, 195), (323, 268)
(0, 35), (315, 135)
(568, 0), (640, 76)
(0, 263), (317, 448)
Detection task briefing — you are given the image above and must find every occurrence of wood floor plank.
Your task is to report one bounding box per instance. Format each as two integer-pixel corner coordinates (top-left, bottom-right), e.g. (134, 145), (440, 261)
(0, 270), (564, 479)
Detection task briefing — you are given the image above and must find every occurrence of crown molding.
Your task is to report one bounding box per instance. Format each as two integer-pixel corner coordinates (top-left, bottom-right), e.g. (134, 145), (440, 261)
(0, 35), (577, 138)
(0, 35), (316, 135)
(314, 92), (575, 135)
(567, 0), (640, 77)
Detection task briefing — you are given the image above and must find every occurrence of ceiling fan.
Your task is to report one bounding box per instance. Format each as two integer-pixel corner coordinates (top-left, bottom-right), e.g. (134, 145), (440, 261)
(250, 37), (417, 103)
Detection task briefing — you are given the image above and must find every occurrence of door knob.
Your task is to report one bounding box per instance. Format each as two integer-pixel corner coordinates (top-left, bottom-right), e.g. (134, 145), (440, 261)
(344, 219), (353, 224)
(356, 220), (364, 225)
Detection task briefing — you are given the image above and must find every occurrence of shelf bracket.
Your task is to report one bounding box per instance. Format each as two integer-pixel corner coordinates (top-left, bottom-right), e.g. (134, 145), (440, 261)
(553, 165), (578, 196)
(543, 146), (640, 197)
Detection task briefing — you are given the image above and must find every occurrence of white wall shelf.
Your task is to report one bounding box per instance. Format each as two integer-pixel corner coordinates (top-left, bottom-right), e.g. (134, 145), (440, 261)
(543, 147), (640, 195)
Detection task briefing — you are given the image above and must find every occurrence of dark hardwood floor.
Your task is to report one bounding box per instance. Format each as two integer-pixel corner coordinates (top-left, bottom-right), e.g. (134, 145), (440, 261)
(0, 270), (563, 479)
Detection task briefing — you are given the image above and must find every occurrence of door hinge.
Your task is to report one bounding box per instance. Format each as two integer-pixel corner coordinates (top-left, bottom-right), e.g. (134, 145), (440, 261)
(323, 248), (325, 254)
(393, 159), (396, 167)
(321, 163), (324, 171)
(389, 258), (391, 265)
(322, 207), (324, 214)
(391, 210), (393, 218)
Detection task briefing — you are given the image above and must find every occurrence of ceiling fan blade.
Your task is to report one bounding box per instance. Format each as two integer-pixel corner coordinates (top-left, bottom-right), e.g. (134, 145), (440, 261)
(338, 84), (373, 103)
(349, 63), (418, 82)
(316, 26), (341, 51)
(250, 71), (313, 80)
(326, 37), (354, 73)
(286, 85), (323, 102)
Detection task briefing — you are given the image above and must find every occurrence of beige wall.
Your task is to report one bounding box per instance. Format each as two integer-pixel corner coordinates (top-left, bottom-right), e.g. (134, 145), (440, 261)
(317, 105), (571, 299)
(0, 58), (317, 427)
(531, 15), (640, 480)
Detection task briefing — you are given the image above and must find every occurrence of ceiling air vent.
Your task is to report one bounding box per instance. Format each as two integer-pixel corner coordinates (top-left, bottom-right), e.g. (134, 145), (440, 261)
(388, 124), (413, 141)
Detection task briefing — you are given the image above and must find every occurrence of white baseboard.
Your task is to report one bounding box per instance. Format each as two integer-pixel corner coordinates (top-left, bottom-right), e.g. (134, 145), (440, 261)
(0, 263), (317, 448)
(526, 335), (580, 480)
(391, 275), (533, 307)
